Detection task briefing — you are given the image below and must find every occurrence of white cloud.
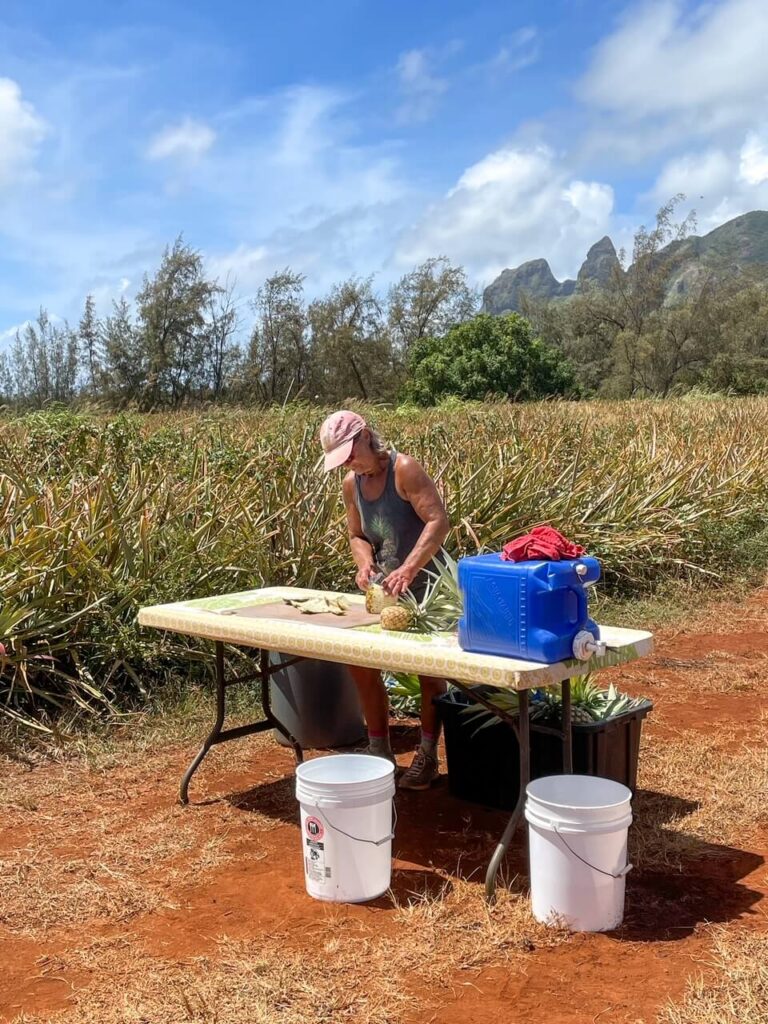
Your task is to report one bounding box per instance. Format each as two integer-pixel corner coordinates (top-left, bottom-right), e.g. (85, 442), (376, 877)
(0, 78), (47, 187)
(207, 198), (415, 300)
(397, 144), (614, 283)
(653, 149), (733, 200)
(273, 86), (352, 167)
(739, 131), (768, 186)
(395, 49), (448, 124)
(579, 0), (768, 122)
(651, 128), (768, 233)
(206, 243), (269, 289)
(146, 117), (215, 162)
(196, 85), (408, 238)
(485, 27), (539, 76)
(0, 321), (30, 347)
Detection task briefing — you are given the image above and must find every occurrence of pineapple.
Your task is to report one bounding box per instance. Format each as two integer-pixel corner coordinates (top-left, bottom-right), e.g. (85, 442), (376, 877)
(380, 603), (413, 631)
(569, 675), (607, 723)
(365, 583), (398, 614)
(532, 675), (642, 726)
(570, 705), (598, 725)
(379, 552), (463, 634)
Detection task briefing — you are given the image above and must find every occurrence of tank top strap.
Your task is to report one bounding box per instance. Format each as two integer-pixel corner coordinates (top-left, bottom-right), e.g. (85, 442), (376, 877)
(384, 449), (399, 499)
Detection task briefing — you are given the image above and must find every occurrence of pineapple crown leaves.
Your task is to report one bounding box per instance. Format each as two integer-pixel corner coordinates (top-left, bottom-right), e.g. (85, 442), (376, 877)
(388, 549), (463, 635)
(385, 671), (422, 716)
(459, 686), (521, 736)
(407, 550), (463, 633)
(458, 675), (647, 729)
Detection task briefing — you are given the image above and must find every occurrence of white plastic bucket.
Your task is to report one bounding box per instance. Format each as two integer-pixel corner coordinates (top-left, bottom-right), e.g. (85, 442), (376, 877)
(525, 774), (633, 932)
(295, 754), (395, 903)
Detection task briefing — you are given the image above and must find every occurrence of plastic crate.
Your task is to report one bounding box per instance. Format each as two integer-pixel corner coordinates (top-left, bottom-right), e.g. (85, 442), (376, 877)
(435, 690), (653, 811)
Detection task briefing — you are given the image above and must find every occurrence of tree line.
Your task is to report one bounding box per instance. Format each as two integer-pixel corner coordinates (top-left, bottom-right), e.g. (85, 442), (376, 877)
(521, 199), (768, 397)
(2, 201), (767, 410)
(0, 242), (479, 409)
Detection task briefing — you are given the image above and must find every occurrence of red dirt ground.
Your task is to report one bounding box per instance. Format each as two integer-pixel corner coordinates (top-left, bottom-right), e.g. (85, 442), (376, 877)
(1, 589), (767, 1024)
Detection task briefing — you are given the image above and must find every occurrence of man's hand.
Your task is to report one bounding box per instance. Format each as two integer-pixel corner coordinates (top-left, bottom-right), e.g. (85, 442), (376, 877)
(383, 564), (417, 598)
(355, 564), (376, 592)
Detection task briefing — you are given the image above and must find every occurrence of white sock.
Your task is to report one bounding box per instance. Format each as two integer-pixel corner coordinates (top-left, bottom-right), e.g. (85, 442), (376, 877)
(369, 734), (393, 755)
(420, 732), (438, 757)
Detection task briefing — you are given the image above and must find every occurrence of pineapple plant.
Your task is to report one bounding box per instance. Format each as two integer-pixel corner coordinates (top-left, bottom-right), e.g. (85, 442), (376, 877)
(568, 675), (607, 724)
(531, 675), (645, 725)
(462, 674), (646, 729)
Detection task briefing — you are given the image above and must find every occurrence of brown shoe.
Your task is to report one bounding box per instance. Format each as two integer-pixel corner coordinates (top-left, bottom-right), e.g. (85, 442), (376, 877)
(398, 748), (439, 790)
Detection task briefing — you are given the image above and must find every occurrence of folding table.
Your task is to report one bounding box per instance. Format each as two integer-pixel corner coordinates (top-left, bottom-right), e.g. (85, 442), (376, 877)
(138, 586), (653, 900)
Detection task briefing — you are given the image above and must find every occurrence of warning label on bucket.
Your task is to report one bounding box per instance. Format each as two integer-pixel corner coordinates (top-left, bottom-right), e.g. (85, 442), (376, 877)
(305, 816), (325, 841)
(305, 838), (330, 882)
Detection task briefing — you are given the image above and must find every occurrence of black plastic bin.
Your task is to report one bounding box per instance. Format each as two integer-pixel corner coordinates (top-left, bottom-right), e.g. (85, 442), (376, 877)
(435, 689), (653, 811)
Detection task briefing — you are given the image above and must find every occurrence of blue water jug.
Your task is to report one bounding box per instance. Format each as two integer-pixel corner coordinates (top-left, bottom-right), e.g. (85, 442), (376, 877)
(457, 553), (601, 663)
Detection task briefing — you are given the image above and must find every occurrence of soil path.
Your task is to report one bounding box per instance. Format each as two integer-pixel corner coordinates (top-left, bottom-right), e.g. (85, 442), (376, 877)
(1, 589), (766, 1023)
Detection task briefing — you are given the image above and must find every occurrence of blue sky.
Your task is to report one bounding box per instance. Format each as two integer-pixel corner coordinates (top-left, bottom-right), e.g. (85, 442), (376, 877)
(2, 0), (768, 342)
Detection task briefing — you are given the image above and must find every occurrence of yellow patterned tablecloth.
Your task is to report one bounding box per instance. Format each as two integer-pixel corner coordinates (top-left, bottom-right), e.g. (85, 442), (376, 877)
(138, 587), (653, 690)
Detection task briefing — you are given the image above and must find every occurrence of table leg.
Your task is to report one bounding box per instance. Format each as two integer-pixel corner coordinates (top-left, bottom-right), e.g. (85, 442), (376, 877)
(561, 678), (573, 773)
(180, 641), (227, 804)
(179, 642), (304, 805)
(259, 649), (303, 764)
(485, 688), (530, 902)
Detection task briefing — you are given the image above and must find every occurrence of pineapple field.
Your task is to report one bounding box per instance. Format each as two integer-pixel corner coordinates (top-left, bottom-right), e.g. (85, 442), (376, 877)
(0, 397), (767, 1024)
(1, 396), (768, 734)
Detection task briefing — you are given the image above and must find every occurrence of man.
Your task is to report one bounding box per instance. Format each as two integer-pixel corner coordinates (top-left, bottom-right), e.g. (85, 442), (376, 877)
(320, 409), (450, 790)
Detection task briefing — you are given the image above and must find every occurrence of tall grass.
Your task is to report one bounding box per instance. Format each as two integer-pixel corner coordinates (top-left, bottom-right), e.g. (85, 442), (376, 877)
(1, 398), (767, 731)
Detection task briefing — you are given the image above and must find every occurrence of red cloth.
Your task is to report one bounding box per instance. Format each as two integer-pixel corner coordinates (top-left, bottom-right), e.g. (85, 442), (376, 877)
(501, 525), (585, 562)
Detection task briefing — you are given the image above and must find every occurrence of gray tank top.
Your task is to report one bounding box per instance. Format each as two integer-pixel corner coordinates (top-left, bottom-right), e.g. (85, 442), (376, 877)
(354, 450), (441, 600)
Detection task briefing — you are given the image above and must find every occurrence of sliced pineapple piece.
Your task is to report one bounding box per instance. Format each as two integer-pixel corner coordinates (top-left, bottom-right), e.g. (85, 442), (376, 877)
(365, 583), (398, 614)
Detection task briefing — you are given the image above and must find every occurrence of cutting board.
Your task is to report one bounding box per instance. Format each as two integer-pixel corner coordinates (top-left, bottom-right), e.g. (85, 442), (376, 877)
(228, 600), (380, 629)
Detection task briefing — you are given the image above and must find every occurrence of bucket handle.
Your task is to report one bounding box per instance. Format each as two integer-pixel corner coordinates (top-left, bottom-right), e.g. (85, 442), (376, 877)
(309, 799), (397, 848)
(553, 825), (633, 880)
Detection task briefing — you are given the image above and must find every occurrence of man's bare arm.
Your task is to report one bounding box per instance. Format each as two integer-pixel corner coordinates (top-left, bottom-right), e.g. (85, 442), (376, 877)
(384, 455), (449, 596)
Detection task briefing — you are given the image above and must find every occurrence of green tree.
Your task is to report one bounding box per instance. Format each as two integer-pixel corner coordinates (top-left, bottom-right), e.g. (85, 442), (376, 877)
(203, 279), (240, 400)
(136, 237), (219, 408)
(577, 196), (697, 396)
(103, 297), (146, 405)
(700, 282), (768, 393)
(78, 294), (104, 397)
(387, 257), (478, 355)
(4, 310), (79, 407)
(404, 312), (576, 405)
(307, 277), (396, 402)
(246, 269), (307, 402)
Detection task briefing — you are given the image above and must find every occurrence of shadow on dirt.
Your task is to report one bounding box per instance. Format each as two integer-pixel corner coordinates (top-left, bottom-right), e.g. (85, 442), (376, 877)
(224, 764), (763, 941)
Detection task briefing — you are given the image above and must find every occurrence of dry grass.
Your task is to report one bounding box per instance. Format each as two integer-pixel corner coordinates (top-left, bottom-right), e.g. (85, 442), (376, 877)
(663, 587), (768, 635)
(657, 926), (768, 1024)
(389, 875), (566, 977)
(649, 652), (768, 694)
(3, 590), (768, 1022)
(10, 931), (410, 1024)
(7, 879), (562, 1024)
(632, 723), (768, 870)
(0, 733), (290, 936)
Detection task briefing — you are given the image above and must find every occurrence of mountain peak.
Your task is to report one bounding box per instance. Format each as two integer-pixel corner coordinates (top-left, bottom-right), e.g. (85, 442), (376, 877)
(481, 211), (768, 314)
(577, 236), (620, 290)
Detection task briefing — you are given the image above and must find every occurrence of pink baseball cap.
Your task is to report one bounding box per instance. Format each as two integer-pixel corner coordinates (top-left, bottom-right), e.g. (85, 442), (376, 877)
(319, 410), (366, 472)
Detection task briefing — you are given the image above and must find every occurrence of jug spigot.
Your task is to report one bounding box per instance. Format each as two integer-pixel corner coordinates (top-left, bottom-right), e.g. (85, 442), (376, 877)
(574, 562), (596, 587)
(572, 630), (607, 660)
